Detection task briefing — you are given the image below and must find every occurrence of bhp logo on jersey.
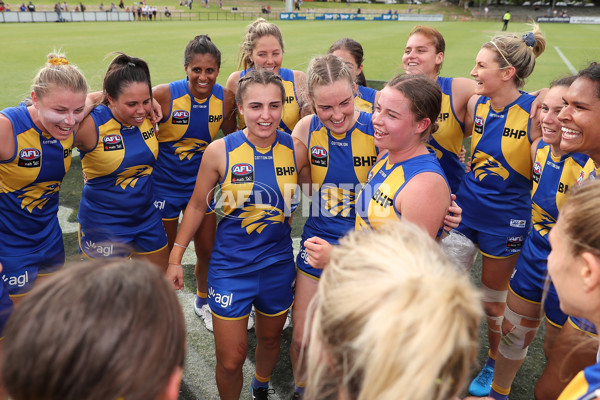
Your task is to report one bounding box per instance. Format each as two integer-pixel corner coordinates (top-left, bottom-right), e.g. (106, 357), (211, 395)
(208, 286), (234, 308)
(311, 146), (328, 167)
(231, 163), (254, 184)
(103, 134), (124, 151)
(503, 127), (526, 139)
(474, 116), (484, 134)
(172, 110), (190, 125)
(18, 148), (41, 168)
(532, 161), (541, 183)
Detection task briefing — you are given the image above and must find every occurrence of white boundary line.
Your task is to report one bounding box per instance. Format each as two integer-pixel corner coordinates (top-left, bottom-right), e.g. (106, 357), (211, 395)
(554, 46), (577, 75)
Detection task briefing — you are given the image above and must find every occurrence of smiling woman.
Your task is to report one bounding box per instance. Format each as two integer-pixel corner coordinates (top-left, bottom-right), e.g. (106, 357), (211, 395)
(0, 51), (87, 331)
(151, 35), (236, 333)
(73, 53), (169, 272)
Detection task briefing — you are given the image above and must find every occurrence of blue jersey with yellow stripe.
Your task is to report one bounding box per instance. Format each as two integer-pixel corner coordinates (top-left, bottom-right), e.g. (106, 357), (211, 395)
(558, 362), (600, 400)
(78, 105), (159, 231)
(354, 85), (377, 114)
(238, 68), (300, 133)
(0, 106), (72, 254)
(456, 92), (535, 235)
(530, 142), (589, 249)
(210, 130), (298, 274)
(355, 151), (447, 231)
(303, 111), (377, 242)
(428, 76), (466, 194)
(152, 79), (225, 195)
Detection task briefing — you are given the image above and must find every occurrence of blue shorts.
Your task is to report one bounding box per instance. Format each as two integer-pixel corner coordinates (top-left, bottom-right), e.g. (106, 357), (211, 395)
(455, 223), (526, 259)
(0, 238), (64, 296)
(153, 192), (216, 220)
(0, 280), (15, 338)
(569, 316), (598, 337)
(78, 217), (168, 259)
(296, 234), (339, 280)
(509, 236), (567, 327)
(207, 259), (295, 320)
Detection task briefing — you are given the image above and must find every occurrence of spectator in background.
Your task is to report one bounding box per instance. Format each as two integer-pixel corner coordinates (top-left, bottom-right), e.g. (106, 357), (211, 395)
(502, 10), (511, 31)
(79, 2), (85, 11)
(26, 1), (34, 11)
(19, 2), (25, 11)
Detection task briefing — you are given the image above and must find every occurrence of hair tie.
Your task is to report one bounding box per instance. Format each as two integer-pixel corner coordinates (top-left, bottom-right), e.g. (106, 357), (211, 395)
(128, 62), (136, 67)
(522, 32), (536, 48)
(48, 57), (69, 66)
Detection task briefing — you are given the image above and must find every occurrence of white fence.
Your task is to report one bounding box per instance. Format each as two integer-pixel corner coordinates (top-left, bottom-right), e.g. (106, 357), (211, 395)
(1, 11), (134, 22)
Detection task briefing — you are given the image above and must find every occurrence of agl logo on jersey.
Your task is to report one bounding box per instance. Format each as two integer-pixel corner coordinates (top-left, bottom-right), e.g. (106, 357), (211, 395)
(231, 163), (254, 184)
(18, 148), (41, 168)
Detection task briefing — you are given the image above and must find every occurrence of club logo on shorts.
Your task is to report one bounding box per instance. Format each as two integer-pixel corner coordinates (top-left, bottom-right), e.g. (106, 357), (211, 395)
(18, 148), (41, 168)
(103, 134), (124, 151)
(532, 161), (542, 183)
(172, 110), (190, 125)
(208, 286), (234, 308)
(231, 163), (254, 184)
(474, 116), (485, 135)
(506, 236), (524, 251)
(310, 146), (328, 167)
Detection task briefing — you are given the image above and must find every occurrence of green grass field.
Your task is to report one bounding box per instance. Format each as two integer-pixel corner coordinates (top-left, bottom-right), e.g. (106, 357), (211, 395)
(3, 17), (600, 400)
(2, 20), (600, 110)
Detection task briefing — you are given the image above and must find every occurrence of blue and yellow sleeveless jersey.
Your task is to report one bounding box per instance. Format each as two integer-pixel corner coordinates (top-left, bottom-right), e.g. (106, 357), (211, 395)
(558, 362), (600, 400)
(510, 142), (589, 309)
(354, 85), (377, 114)
(238, 68), (300, 133)
(456, 92), (535, 235)
(302, 111), (377, 242)
(152, 79), (225, 195)
(580, 158), (600, 182)
(529, 142), (589, 250)
(429, 76), (466, 194)
(0, 106), (72, 254)
(210, 130), (298, 275)
(77, 105), (159, 231)
(355, 151), (448, 231)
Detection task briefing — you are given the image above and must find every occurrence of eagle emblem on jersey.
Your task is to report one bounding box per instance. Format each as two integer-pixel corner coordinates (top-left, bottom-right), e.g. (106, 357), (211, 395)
(321, 185), (355, 218)
(425, 143), (443, 160)
(115, 165), (153, 189)
(532, 202), (555, 237)
(17, 181), (61, 212)
(472, 150), (509, 181)
(173, 138), (209, 161)
(239, 204), (284, 234)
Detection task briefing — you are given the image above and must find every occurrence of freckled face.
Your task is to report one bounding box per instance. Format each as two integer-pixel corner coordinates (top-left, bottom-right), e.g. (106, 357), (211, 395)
(402, 33), (443, 78)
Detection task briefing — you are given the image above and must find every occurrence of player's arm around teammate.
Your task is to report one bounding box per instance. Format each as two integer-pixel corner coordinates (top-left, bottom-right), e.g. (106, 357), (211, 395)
(74, 53), (169, 272)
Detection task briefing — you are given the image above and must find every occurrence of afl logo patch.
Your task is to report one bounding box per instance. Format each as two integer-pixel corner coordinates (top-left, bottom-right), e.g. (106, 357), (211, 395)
(103, 134), (124, 151)
(310, 146), (328, 167)
(172, 110), (190, 125)
(18, 148), (41, 168)
(532, 161), (541, 183)
(474, 116), (484, 135)
(231, 163), (254, 184)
